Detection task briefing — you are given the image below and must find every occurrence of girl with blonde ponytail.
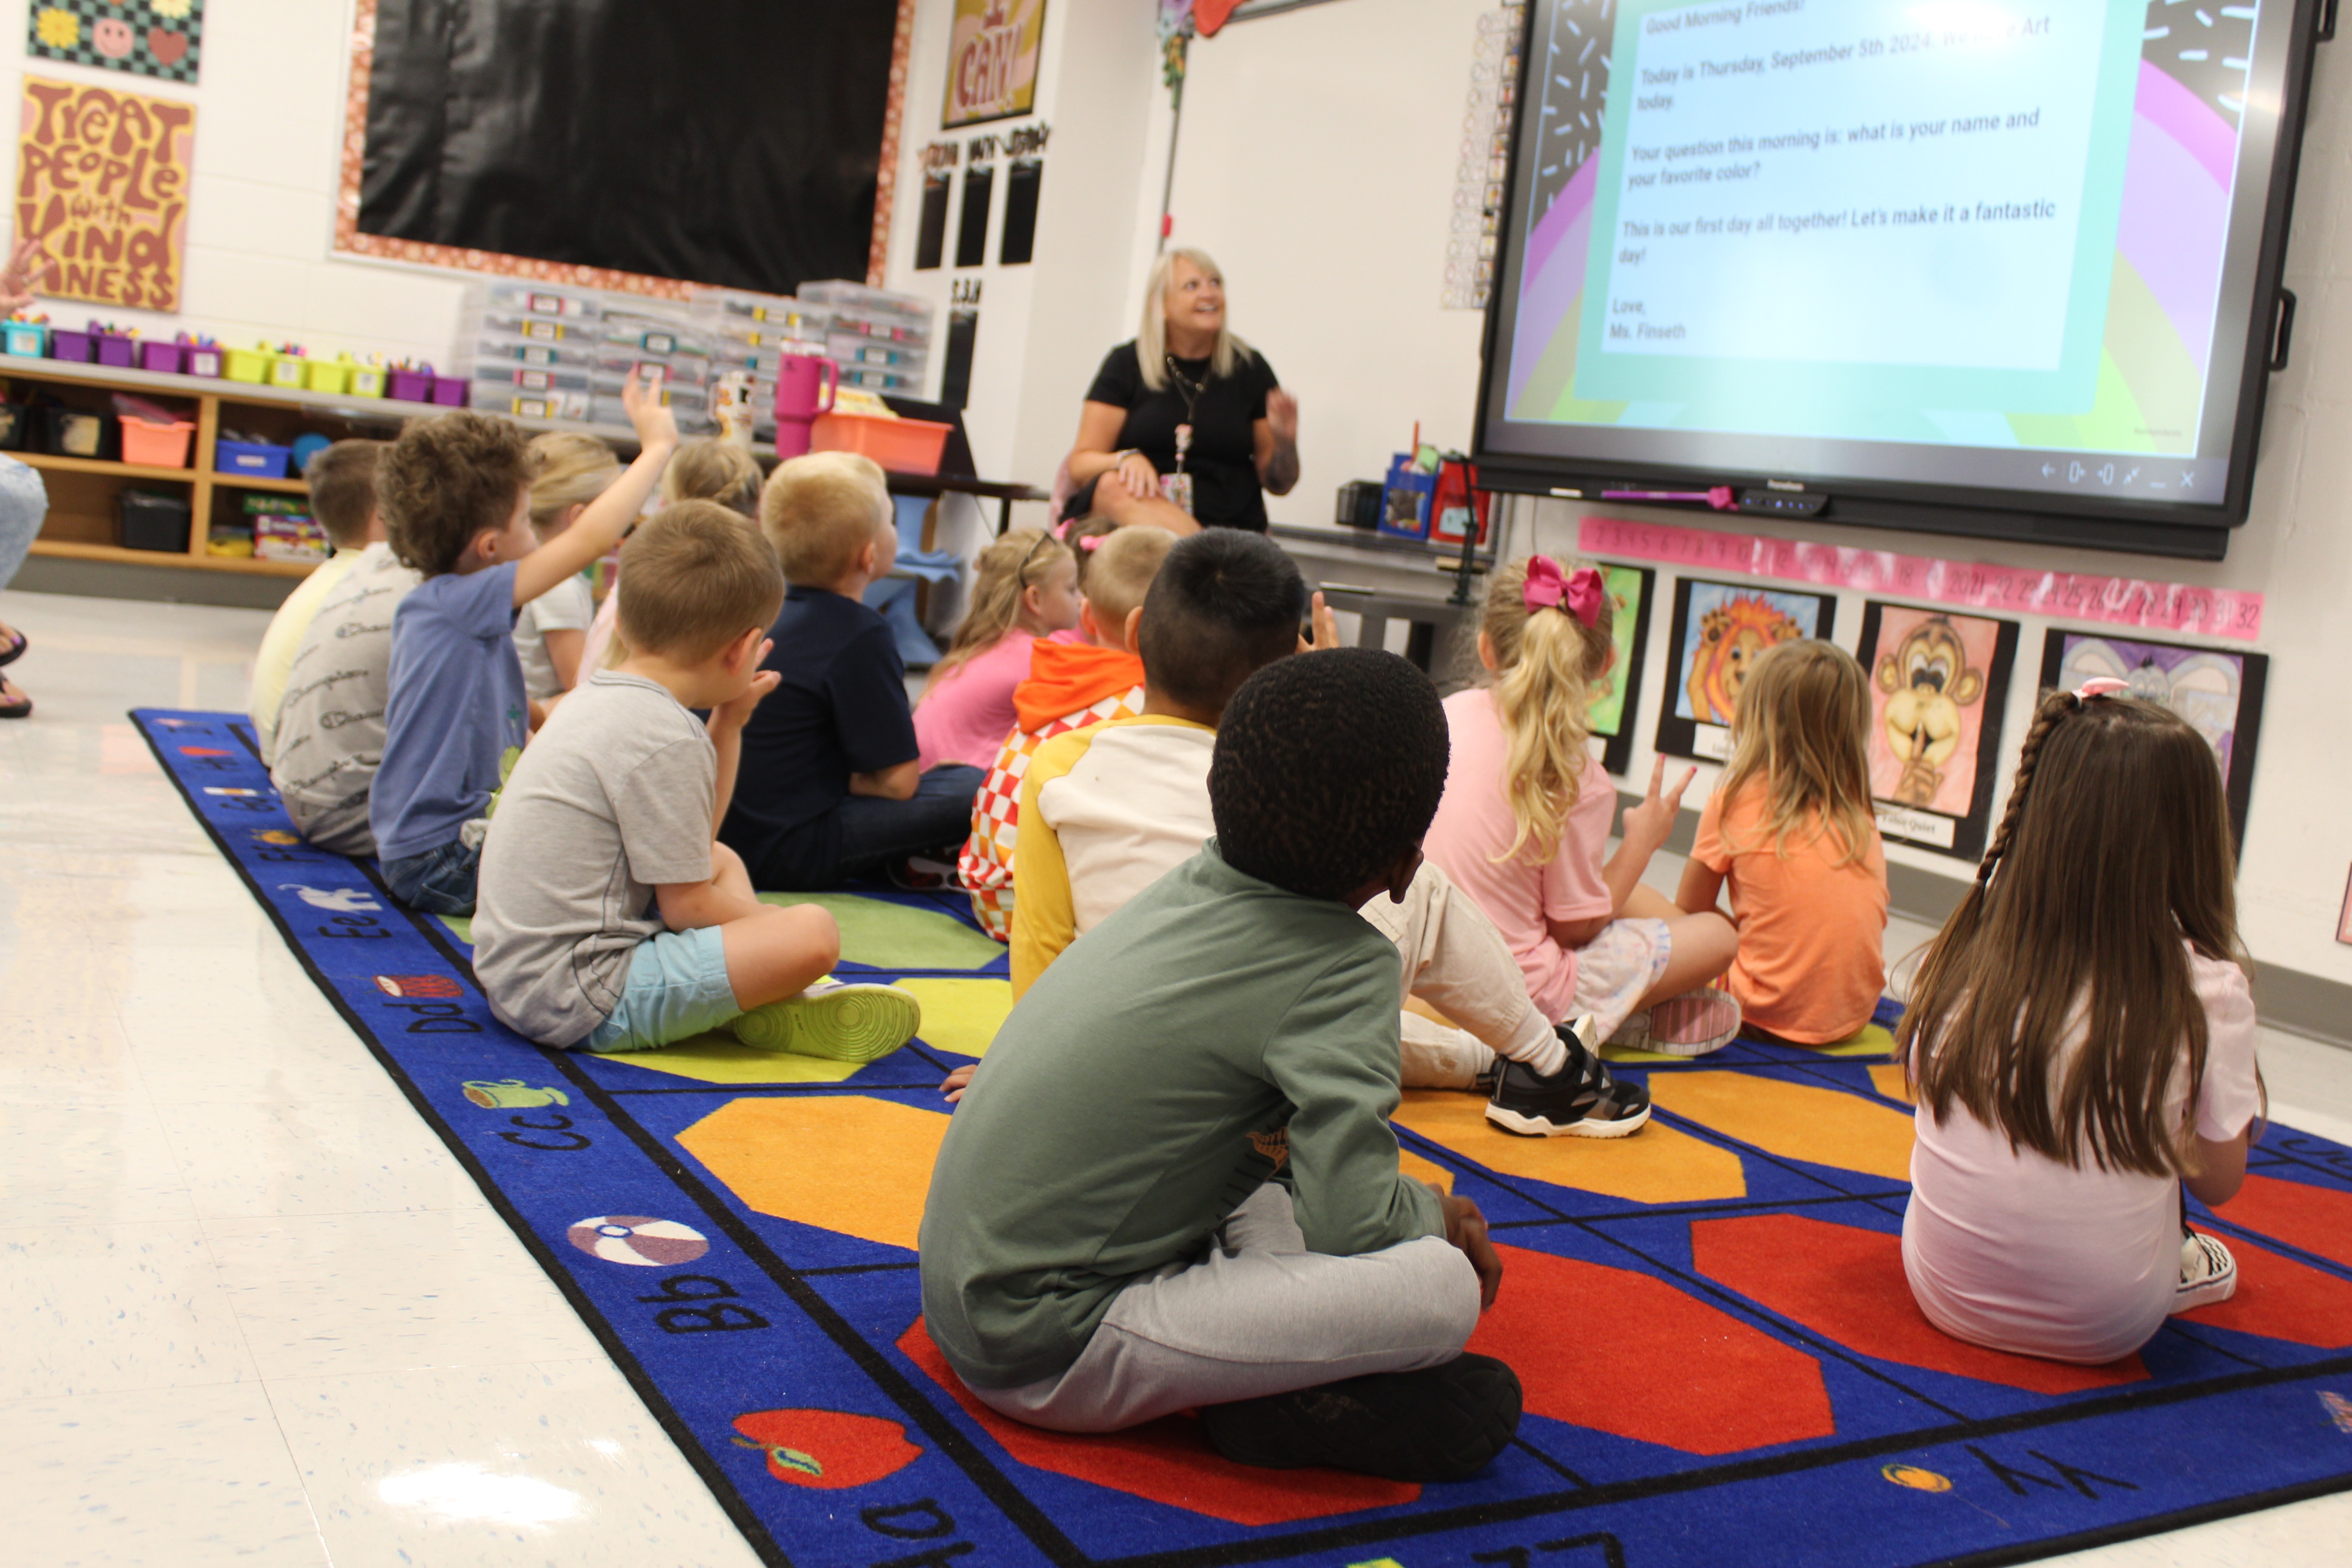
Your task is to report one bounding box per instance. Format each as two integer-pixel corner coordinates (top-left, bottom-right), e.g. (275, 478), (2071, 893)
(912, 527), (1083, 769)
(1425, 557), (1741, 1054)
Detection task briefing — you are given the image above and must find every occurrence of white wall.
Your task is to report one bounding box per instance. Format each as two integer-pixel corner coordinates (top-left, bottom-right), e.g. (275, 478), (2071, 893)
(0, 0), (469, 373)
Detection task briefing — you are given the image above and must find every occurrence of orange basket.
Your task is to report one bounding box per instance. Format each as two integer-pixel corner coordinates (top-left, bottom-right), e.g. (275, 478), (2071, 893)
(120, 416), (195, 469)
(810, 412), (951, 475)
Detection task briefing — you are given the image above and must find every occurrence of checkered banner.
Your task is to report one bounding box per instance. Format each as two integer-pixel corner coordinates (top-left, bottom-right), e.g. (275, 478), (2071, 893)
(28, 1), (202, 86)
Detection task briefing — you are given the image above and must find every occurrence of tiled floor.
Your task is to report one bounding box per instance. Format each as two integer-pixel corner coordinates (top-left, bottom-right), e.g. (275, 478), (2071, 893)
(1, 587), (2346, 1566)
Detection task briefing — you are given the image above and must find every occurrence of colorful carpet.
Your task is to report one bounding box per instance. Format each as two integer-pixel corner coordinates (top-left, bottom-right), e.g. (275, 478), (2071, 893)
(142, 708), (2352, 1568)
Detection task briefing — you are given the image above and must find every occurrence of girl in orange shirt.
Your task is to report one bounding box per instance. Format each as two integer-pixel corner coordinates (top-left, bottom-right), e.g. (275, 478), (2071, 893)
(1676, 639), (1889, 1044)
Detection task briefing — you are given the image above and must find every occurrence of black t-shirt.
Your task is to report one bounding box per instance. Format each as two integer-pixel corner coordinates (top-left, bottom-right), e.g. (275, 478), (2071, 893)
(1085, 340), (1279, 531)
(720, 585), (916, 872)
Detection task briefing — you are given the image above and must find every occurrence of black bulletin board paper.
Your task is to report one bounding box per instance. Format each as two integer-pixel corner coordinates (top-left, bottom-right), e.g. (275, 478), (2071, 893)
(357, 0), (898, 294)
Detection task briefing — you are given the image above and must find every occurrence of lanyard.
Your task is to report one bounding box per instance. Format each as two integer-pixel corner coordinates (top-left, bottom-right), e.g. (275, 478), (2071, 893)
(1163, 355), (1205, 475)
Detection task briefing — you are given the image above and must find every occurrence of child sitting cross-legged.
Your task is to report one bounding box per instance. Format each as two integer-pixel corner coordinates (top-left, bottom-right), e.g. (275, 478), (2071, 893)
(922, 648), (1521, 1480)
(914, 526), (1083, 770)
(250, 439), (385, 759)
(1900, 685), (2261, 1363)
(579, 436), (766, 676)
(371, 375), (678, 916)
(1676, 639), (1889, 1044)
(955, 529), (1648, 1139)
(473, 502), (920, 1061)
(721, 452), (986, 890)
(1425, 557), (1742, 1056)
(959, 522), (1179, 939)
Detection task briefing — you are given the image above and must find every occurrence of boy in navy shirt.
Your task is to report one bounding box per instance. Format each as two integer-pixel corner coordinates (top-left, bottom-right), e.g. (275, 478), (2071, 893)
(372, 376), (678, 914)
(722, 453), (985, 890)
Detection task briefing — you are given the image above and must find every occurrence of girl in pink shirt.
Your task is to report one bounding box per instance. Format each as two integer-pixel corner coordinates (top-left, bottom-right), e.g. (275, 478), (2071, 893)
(1426, 557), (1740, 1054)
(1900, 684), (2260, 1362)
(915, 528), (1082, 769)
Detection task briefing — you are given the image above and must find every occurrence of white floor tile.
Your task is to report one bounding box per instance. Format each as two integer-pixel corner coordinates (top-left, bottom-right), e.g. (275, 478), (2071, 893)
(0, 1220), (256, 1400)
(206, 1209), (601, 1380)
(0, 1098), (195, 1227)
(0, 1382), (328, 1567)
(153, 1098), (491, 1221)
(2044, 1493), (2352, 1567)
(0, 1009), (149, 1106)
(267, 1359), (766, 1568)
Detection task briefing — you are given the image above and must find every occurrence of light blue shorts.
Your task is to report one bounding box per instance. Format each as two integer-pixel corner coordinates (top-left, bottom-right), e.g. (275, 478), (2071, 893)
(583, 926), (740, 1053)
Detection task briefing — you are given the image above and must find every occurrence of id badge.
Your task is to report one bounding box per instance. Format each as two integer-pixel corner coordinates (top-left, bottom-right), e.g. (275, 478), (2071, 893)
(1160, 471), (1196, 516)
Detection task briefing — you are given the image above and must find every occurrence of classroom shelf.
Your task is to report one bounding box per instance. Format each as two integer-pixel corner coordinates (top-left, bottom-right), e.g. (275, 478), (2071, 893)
(209, 473), (309, 494)
(28, 538), (319, 576)
(14, 450), (200, 484)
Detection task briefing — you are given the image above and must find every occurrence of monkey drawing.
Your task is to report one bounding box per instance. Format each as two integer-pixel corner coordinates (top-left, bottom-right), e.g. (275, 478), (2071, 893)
(1876, 616), (1984, 808)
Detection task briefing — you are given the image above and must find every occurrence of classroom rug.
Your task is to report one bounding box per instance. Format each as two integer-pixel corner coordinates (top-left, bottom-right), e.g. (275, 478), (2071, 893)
(141, 707), (2352, 1568)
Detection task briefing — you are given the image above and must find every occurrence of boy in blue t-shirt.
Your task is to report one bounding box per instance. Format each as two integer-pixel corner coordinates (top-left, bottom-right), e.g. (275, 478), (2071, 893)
(372, 376), (679, 914)
(720, 453), (984, 890)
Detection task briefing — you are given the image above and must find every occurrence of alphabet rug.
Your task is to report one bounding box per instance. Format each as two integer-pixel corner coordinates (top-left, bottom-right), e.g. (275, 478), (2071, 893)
(142, 709), (2352, 1568)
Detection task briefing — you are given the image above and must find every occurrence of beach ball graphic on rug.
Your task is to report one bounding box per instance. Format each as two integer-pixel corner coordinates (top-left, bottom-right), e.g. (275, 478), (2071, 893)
(568, 1215), (710, 1267)
(730, 1409), (922, 1489)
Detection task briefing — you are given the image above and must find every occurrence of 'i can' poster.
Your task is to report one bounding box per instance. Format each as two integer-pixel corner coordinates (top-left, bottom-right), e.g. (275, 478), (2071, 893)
(15, 76), (194, 312)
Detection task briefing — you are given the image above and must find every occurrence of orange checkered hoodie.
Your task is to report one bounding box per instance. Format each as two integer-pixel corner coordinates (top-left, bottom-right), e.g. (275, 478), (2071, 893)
(959, 640), (1147, 940)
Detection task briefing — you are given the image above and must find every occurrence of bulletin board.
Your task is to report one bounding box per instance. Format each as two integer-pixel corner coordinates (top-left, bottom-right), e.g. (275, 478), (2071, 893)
(338, 0), (916, 298)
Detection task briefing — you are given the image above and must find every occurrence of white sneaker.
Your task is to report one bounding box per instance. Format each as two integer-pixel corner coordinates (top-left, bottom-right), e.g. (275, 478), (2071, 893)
(1604, 1010), (1652, 1052)
(2173, 1230), (2239, 1313)
(1641, 988), (1742, 1057)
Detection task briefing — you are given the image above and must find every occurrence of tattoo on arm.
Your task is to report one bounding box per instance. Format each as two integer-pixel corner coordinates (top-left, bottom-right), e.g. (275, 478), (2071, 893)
(1262, 441), (1300, 494)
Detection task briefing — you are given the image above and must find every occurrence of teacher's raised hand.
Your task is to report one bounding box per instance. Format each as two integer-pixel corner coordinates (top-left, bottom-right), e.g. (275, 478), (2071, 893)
(0, 236), (52, 315)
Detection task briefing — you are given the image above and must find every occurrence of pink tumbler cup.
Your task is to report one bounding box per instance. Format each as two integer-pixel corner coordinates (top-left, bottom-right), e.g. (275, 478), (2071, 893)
(772, 355), (838, 459)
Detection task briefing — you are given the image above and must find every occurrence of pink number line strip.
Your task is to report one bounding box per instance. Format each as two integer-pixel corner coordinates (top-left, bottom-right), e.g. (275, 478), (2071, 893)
(1576, 517), (2264, 643)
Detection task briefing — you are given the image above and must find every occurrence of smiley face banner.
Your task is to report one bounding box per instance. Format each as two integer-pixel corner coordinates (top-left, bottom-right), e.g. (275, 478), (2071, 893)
(15, 75), (195, 312)
(29, 2), (202, 85)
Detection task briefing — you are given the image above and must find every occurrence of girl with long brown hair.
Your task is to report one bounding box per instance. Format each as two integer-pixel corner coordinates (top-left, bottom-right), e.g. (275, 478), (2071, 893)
(1676, 639), (1889, 1044)
(913, 527), (1082, 770)
(1424, 557), (1741, 1057)
(1900, 683), (2262, 1363)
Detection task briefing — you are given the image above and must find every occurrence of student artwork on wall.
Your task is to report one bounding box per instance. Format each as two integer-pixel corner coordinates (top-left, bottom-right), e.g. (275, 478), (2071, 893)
(16, 76), (193, 311)
(1585, 564), (1654, 776)
(1654, 578), (1835, 763)
(1859, 602), (2021, 862)
(2038, 630), (2269, 846)
(29, 1), (202, 85)
(944, 0), (1048, 128)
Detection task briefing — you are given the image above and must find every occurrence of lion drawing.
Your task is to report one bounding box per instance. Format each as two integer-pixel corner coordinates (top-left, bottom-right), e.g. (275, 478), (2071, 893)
(1684, 595), (1805, 725)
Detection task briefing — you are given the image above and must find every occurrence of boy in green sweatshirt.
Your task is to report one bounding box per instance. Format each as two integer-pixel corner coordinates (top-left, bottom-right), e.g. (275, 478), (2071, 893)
(918, 648), (1521, 1483)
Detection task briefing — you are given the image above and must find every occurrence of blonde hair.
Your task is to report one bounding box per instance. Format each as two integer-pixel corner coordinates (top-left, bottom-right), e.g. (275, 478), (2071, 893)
(526, 431), (622, 536)
(1082, 524), (1177, 630)
(1714, 639), (1878, 866)
(1136, 247), (1254, 393)
(615, 500), (784, 663)
(1481, 557), (1616, 864)
(761, 451), (891, 583)
(927, 526), (1073, 689)
(662, 438), (764, 519)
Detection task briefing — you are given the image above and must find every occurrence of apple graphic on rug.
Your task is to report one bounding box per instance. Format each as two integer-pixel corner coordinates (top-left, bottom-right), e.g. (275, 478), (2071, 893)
(730, 1410), (921, 1490)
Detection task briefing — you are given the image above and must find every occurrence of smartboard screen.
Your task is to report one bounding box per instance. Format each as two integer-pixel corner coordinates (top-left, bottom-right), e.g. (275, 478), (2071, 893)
(1475, 0), (2326, 557)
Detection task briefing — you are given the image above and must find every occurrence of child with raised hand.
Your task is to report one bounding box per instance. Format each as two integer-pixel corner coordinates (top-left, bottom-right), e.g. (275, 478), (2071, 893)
(1901, 683), (2261, 1364)
(914, 527), (1083, 770)
(923, 648), (1521, 1481)
(960, 523), (1177, 939)
(514, 432), (622, 706)
(1425, 557), (1741, 1056)
(371, 373), (676, 916)
(1676, 639), (1888, 1044)
(475, 502), (919, 1061)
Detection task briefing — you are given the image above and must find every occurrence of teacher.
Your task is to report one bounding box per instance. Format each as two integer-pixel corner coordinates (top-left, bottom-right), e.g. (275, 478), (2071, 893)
(1065, 248), (1299, 533)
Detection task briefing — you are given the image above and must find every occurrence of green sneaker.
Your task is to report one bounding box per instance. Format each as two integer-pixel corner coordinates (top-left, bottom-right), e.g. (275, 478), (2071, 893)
(730, 980), (921, 1062)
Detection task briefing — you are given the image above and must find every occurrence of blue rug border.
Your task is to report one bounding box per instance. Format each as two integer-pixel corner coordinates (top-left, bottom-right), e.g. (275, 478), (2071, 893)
(133, 709), (2352, 1568)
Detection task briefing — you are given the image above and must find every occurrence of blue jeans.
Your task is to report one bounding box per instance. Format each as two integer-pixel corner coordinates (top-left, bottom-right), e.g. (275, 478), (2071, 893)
(380, 836), (483, 916)
(750, 764), (984, 890)
(0, 457), (46, 589)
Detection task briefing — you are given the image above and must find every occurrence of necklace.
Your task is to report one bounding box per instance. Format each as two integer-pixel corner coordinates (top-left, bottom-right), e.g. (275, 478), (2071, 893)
(1161, 355), (1205, 516)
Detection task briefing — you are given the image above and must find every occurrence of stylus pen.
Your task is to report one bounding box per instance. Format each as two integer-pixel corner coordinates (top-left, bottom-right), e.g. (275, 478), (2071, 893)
(1603, 486), (1736, 510)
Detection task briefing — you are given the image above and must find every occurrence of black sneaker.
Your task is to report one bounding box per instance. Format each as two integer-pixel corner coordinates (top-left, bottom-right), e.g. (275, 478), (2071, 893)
(1485, 1024), (1652, 1138)
(1199, 1354), (1522, 1482)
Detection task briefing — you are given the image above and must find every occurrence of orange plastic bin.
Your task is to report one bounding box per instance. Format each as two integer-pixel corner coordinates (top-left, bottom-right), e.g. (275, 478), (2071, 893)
(810, 412), (951, 475)
(120, 416), (195, 469)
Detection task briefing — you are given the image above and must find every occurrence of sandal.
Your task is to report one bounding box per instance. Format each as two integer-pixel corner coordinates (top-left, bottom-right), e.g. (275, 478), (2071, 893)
(0, 676), (29, 719)
(0, 624), (24, 667)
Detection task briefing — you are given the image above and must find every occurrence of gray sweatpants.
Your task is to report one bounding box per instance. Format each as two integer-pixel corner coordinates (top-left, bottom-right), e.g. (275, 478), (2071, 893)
(968, 1184), (1480, 1433)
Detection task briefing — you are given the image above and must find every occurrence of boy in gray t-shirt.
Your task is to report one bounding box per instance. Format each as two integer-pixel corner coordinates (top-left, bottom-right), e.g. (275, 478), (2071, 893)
(270, 542), (422, 855)
(471, 502), (921, 1061)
